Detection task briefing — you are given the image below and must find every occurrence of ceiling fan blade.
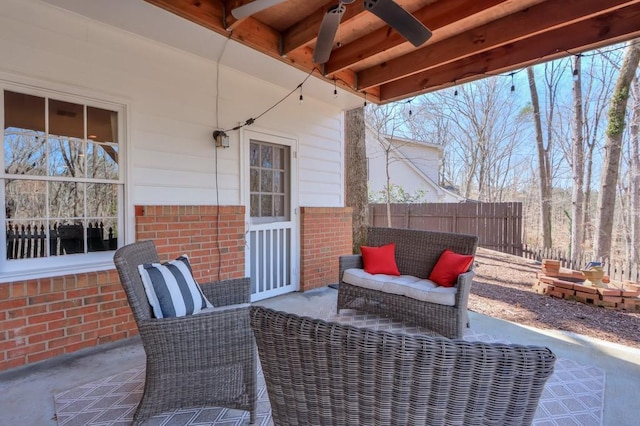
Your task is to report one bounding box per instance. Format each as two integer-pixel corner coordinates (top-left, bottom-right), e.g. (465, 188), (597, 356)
(364, 0), (432, 47)
(231, 0), (288, 20)
(313, 4), (346, 64)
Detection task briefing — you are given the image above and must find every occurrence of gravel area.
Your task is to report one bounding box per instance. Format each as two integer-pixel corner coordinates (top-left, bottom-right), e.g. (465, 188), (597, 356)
(469, 247), (640, 350)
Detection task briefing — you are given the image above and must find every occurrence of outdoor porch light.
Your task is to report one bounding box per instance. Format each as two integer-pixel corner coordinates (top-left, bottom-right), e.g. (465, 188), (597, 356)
(213, 130), (229, 148)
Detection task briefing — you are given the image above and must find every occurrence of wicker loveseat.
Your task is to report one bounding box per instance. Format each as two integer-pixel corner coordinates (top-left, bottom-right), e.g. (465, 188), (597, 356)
(338, 227), (478, 338)
(251, 306), (556, 426)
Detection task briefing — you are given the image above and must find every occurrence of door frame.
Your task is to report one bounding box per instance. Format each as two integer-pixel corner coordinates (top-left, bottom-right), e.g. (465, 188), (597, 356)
(240, 128), (299, 300)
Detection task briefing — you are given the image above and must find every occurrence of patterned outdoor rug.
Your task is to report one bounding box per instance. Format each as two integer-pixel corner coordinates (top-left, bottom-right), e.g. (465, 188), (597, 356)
(55, 310), (605, 426)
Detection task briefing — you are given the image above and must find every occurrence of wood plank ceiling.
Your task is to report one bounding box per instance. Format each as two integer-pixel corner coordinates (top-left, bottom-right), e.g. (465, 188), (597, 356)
(145, 0), (640, 104)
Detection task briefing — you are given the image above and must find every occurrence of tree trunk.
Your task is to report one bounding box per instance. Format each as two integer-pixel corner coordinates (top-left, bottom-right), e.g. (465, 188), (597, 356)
(527, 67), (553, 249)
(570, 55), (585, 265)
(594, 41), (640, 261)
(629, 78), (640, 265)
(345, 107), (368, 253)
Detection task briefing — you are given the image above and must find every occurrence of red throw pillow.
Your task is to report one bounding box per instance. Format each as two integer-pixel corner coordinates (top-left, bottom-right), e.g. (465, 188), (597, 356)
(360, 243), (400, 276)
(429, 249), (474, 287)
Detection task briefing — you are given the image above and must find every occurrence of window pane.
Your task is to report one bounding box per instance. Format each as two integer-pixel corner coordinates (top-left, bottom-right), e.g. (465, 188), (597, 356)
(6, 220), (48, 259)
(48, 137), (84, 178)
(56, 222), (84, 255)
(87, 218), (117, 252)
(250, 143), (259, 167)
(87, 143), (118, 180)
(49, 181), (85, 219)
(4, 91), (46, 176)
(87, 106), (118, 143)
(260, 195), (272, 217)
(274, 171), (284, 193)
(261, 145), (272, 168)
(49, 99), (83, 139)
(274, 195), (285, 217)
(250, 168), (259, 192)
(273, 147), (284, 169)
(261, 170), (272, 192)
(250, 194), (259, 217)
(5, 180), (46, 220)
(86, 183), (118, 217)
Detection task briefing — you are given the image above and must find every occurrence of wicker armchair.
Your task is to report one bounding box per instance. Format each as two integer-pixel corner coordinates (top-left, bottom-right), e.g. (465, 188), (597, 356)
(338, 227), (478, 338)
(251, 306), (556, 426)
(114, 241), (256, 425)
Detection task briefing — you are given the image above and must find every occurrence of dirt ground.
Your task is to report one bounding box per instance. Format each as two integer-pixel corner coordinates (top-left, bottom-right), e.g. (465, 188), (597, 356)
(469, 247), (640, 350)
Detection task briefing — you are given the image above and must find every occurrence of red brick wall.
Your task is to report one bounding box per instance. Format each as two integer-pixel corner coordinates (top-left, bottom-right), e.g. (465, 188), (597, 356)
(299, 207), (353, 291)
(0, 270), (134, 372)
(0, 204), (246, 373)
(135, 205), (246, 282)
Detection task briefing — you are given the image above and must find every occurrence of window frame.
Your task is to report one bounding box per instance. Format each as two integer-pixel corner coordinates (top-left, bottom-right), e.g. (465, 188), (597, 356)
(0, 79), (127, 282)
(249, 140), (290, 225)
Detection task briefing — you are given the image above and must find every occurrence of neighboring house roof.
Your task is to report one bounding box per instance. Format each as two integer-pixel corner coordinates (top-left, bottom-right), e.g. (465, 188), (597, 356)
(365, 124), (465, 202)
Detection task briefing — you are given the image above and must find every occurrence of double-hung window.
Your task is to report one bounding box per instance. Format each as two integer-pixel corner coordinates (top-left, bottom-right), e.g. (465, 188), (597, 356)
(1, 86), (124, 280)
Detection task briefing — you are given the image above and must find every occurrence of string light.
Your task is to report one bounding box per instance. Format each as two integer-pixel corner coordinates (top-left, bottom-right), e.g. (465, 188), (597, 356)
(363, 92), (367, 107)
(333, 78), (338, 98)
(510, 73), (515, 92)
(298, 85), (304, 104)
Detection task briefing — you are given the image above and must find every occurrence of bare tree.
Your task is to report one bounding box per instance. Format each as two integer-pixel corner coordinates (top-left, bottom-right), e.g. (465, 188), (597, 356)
(527, 66), (553, 249)
(365, 103), (417, 226)
(416, 78), (530, 202)
(570, 55), (586, 263)
(594, 40), (640, 261)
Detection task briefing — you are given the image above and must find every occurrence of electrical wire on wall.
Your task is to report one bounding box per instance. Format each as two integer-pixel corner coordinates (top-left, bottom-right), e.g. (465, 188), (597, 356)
(213, 32), (232, 282)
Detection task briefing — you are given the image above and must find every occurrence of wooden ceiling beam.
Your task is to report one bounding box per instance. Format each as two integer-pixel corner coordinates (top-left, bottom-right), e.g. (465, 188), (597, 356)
(144, 0), (226, 33)
(323, 0), (509, 75)
(145, 0), (371, 101)
(281, 2), (366, 55)
(379, 2), (640, 102)
(359, 0), (640, 90)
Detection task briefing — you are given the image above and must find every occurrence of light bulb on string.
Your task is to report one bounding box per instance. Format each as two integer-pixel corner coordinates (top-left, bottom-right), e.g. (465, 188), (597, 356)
(510, 73), (515, 93)
(333, 79), (338, 98)
(363, 92), (367, 107)
(298, 85), (304, 104)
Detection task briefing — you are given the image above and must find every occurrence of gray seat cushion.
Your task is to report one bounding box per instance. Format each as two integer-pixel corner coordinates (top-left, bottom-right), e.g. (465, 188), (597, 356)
(342, 268), (457, 306)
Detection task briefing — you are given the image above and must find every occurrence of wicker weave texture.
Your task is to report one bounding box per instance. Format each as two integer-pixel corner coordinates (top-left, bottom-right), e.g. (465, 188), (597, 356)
(251, 306), (556, 426)
(114, 241), (257, 425)
(338, 227), (478, 339)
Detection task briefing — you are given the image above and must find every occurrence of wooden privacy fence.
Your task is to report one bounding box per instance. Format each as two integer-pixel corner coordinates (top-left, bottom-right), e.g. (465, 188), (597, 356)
(522, 244), (640, 283)
(6, 222), (117, 259)
(369, 202), (522, 255)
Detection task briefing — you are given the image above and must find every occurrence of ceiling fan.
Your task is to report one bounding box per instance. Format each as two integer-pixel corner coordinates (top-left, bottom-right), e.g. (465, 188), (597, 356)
(231, 0), (432, 64)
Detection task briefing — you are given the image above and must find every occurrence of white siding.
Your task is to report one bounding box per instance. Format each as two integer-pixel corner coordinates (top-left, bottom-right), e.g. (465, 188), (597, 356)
(0, 0), (345, 209)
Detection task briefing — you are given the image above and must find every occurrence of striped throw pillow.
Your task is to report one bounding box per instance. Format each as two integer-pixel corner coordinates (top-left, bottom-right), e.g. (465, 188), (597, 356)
(137, 255), (213, 318)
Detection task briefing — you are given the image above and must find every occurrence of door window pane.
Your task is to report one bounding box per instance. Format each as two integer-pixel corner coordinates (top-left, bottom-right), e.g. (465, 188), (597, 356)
(249, 140), (289, 221)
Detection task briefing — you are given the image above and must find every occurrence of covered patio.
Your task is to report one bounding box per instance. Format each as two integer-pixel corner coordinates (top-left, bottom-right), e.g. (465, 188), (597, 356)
(1, 1), (640, 425)
(1, 284), (639, 425)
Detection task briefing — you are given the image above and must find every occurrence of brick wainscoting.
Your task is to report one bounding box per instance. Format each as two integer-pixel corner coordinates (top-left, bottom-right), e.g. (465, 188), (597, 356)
(135, 205), (246, 283)
(0, 205), (246, 372)
(299, 207), (353, 291)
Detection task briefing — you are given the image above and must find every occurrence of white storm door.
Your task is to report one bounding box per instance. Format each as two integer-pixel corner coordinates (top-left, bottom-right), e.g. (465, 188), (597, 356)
(245, 132), (298, 301)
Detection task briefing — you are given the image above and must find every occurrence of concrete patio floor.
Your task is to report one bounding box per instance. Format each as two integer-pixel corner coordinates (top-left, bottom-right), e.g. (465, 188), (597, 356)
(1, 285), (639, 425)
